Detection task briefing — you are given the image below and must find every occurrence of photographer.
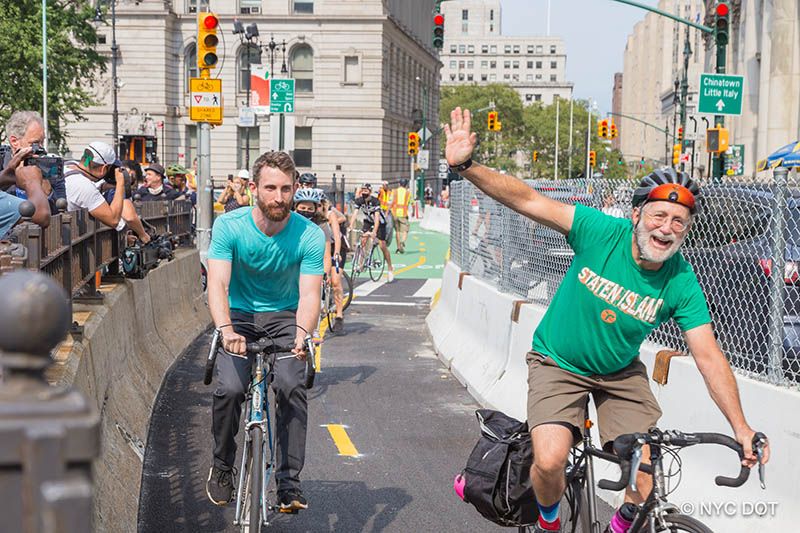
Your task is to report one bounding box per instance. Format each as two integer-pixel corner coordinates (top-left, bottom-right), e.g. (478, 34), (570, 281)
(0, 111), (53, 229)
(64, 141), (150, 243)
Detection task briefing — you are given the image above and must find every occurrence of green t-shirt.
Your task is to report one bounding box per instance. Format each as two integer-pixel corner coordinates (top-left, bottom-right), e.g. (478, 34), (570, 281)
(531, 204), (711, 376)
(209, 208), (326, 313)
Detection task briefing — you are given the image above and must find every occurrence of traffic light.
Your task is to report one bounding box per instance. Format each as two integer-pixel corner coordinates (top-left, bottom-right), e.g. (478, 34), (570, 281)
(715, 2), (730, 46)
(677, 127), (683, 142)
(589, 151), (596, 167)
(672, 144), (682, 166)
(432, 12), (445, 49)
(706, 126), (730, 153)
(197, 12), (220, 74)
(407, 132), (420, 156)
(532, 151), (539, 162)
(610, 123), (618, 139)
(487, 111), (498, 131)
(597, 119), (609, 139)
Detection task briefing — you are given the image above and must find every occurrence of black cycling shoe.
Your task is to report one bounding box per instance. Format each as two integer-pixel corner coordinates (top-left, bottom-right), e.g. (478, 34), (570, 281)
(278, 489), (308, 511)
(332, 317), (344, 334)
(206, 465), (236, 506)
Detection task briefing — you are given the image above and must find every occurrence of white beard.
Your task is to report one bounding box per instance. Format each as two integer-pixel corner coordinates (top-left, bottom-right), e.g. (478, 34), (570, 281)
(634, 219), (685, 263)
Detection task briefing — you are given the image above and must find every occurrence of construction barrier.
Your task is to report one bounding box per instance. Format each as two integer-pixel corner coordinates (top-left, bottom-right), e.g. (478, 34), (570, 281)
(420, 205), (450, 235)
(427, 272), (799, 532)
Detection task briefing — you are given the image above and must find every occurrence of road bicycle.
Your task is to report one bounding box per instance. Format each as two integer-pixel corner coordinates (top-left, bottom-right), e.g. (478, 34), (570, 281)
(518, 412), (767, 533)
(204, 324), (315, 532)
(321, 257), (353, 328)
(349, 230), (384, 282)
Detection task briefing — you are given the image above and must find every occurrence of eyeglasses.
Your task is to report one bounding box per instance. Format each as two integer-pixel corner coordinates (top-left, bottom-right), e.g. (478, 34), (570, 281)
(644, 212), (690, 232)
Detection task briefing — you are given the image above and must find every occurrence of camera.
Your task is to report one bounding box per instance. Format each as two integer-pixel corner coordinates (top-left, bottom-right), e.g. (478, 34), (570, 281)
(121, 233), (177, 279)
(0, 143), (66, 200)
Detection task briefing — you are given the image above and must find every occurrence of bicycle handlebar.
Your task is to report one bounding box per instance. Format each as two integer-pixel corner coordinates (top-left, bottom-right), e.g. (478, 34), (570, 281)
(597, 430), (767, 492)
(245, 338), (297, 355)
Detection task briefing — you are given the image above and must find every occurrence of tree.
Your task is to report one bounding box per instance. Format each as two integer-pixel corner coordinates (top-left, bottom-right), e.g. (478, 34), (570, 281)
(0, 0), (105, 151)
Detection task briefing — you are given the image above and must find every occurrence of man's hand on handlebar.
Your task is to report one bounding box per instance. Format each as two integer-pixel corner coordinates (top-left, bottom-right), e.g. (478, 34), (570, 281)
(735, 427), (770, 468)
(221, 326), (247, 355)
(292, 335), (309, 361)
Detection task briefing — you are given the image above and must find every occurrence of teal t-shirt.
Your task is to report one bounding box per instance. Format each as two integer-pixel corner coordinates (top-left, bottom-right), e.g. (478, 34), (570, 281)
(531, 204), (711, 376)
(209, 208), (326, 313)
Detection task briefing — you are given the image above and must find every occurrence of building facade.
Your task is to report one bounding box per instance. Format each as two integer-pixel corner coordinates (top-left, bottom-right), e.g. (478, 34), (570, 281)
(62, 0), (441, 185)
(438, 0), (573, 105)
(619, 0), (800, 175)
(611, 73), (623, 151)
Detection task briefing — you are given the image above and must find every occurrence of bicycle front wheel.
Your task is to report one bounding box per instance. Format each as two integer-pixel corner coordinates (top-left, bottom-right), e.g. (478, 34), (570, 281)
(641, 513), (713, 533)
(350, 246), (362, 280)
(249, 426), (263, 533)
(341, 270), (354, 311)
(368, 245), (384, 281)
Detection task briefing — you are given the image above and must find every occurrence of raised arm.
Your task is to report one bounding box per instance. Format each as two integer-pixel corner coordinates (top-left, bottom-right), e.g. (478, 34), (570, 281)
(444, 107), (575, 235)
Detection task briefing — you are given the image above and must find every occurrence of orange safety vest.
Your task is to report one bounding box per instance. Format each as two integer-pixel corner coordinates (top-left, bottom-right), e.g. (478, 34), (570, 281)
(379, 188), (393, 211)
(392, 187), (410, 218)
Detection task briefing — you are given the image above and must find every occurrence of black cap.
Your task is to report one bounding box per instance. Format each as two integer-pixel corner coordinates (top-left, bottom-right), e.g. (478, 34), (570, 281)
(144, 163), (166, 179)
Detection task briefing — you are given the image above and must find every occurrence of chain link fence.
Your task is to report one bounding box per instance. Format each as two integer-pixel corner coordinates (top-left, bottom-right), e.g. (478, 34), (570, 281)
(449, 168), (800, 388)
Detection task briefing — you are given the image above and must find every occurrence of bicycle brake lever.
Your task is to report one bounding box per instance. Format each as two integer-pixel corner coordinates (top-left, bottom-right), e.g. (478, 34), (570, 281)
(753, 432), (767, 490)
(629, 446), (643, 492)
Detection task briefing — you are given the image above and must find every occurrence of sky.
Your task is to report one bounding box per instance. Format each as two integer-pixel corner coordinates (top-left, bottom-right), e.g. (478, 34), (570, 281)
(501, 0), (660, 113)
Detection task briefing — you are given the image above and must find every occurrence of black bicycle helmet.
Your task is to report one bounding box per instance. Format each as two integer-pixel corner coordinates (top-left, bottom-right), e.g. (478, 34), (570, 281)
(632, 167), (700, 213)
(400, 178), (409, 187)
(299, 172), (317, 187)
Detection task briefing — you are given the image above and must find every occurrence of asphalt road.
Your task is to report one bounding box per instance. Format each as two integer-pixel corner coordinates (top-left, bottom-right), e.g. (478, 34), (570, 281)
(138, 278), (514, 532)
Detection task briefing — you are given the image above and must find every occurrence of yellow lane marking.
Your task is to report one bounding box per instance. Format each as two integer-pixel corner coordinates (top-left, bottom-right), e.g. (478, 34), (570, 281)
(315, 314), (330, 372)
(393, 255), (426, 276)
(419, 242), (426, 245)
(420, 248), (427, 252)
(431, 287), (442, 309)
(446, 247), (451, 261)
(323, 424), (360, 457)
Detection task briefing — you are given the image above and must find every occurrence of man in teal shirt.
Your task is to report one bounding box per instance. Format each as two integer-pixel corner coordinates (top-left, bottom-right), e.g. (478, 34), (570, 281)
(206, 151), (325, 511)
(444, 107), (769, 533)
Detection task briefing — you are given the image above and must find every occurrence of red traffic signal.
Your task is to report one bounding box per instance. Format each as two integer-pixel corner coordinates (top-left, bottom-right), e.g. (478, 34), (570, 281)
(432, 13), (445, 49)
(715, 2), (729, 16)
(434, 13), (444, 26)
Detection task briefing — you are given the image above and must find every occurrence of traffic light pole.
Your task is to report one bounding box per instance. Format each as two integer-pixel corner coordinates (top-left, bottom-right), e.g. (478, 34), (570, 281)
(712, 40), (726, 181)
(197, 122), (213, 266)
(679, 25), (691, 172)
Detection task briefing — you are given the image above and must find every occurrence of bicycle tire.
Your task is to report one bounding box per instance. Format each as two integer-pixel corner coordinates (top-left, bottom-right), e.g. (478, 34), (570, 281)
(249, 426), (263, 533)
(341, 270), (354, 311)
(350, 245), (362, 281)
(635, 513), (713, 533)
(368, 244), (384, 281)
(561, 478), (592, 533)
(324, 282), (336, 332)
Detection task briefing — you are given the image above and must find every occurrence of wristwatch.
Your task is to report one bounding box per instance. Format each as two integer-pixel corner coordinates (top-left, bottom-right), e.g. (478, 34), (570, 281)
(449, 158), (473, 172)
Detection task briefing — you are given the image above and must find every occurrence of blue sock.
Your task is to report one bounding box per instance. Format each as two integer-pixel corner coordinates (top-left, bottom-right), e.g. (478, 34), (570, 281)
(538, 500), (560, 524)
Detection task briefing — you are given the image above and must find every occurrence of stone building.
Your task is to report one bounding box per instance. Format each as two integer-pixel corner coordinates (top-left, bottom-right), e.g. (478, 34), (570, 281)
(62, 0), (441, 186)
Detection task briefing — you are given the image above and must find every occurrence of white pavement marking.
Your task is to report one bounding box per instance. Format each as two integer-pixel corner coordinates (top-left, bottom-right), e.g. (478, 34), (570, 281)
(353, 280), (386, 297)
(350, 300), (423, 307)
(412, 279), (441, 298)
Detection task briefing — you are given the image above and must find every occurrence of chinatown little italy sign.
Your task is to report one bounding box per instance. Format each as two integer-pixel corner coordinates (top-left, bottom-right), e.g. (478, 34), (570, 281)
(698, 73), (744, 116)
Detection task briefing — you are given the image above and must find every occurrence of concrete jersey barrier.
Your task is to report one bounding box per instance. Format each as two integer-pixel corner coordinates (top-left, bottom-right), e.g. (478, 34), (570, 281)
(427, 267), (799, 531)
(420, 206), (450, 235)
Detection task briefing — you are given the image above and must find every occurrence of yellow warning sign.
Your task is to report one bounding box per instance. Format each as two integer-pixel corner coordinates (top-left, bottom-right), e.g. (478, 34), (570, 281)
(189, 78), (223, 123)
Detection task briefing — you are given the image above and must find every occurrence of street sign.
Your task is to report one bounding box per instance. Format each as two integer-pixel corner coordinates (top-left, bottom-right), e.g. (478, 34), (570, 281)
(238, 107), (256, 127)
(417, 127), (433, 143)
(438, 159), (449, 181)
(724, 144), (745, 176)
(189, 78), (223, 123)
(417, 150), (430, 170)
(698, 73), (744, 116)
(250, 66), (270, 114)
(269, 78), (295, 113)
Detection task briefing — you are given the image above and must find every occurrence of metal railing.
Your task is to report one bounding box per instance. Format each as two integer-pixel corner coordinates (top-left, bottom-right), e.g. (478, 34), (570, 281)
(449, 168), (800, 388)
(0, 199), (193, 299)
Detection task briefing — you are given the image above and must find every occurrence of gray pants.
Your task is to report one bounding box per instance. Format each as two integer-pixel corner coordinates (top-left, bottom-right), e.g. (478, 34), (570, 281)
(212, 310), (307, 492)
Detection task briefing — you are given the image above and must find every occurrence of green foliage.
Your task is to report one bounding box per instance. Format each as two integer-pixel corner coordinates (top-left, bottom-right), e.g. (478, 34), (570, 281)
(0, 0), (105, 151)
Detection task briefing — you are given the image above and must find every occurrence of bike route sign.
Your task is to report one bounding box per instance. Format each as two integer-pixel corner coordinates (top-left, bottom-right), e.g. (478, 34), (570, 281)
(189, 78), (223, 123)
(698, 73), (744, 116)
(269, 79), (295, 113)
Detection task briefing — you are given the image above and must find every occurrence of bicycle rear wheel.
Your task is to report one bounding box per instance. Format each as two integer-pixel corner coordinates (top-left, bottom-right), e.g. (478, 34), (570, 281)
(341, 270), (354, 311)
(249, 426), (263, 533)
(368, 245), (384, 281)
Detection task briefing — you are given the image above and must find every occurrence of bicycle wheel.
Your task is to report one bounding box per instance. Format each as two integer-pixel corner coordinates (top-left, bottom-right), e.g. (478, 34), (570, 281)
(640, 513), (713, 533)
(341, 270), (354, 311)
(324, 282), (336, 330)
(249, 426), (263, 533)
(350, 245), (362, 281)
(560, 480), (592, 533)
(368, 244), (384, 281)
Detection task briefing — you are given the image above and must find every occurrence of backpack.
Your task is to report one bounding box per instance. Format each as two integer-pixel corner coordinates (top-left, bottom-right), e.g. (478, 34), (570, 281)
(456, 409), (538, 527)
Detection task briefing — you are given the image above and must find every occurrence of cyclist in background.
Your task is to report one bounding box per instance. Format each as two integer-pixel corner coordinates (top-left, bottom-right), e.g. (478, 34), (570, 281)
(206, 151), (325, 512)
(322, 193), (347, 333)
(349, 183), (394, 282)
(298, 172), (317, 189)
(444, 107), (769, 533)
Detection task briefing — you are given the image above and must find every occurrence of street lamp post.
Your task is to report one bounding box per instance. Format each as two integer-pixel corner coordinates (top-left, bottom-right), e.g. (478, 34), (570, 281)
(233, 20), (260, 169)
(415, 76), (429, 204)
(94, 2), (120, 153)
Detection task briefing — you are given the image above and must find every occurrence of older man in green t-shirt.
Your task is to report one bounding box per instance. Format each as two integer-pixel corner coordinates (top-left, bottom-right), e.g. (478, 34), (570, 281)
(205, 151), (325, 512)
(444, 107), (770, 533)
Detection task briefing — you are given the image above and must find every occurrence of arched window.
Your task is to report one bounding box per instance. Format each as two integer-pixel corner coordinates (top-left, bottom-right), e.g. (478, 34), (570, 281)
(237, 44), (261, 93)
(290, 45), (313, 93)
(184, 43), (197, 92)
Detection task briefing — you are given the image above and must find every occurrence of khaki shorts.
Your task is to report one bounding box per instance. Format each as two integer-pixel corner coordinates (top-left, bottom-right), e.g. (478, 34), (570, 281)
(395, 216), (410, 232)
(526, 351), (662, 447)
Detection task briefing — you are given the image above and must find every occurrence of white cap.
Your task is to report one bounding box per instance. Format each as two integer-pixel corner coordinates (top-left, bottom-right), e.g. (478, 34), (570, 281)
(237, 169), (250, 180)
(84, 141), (119, 166)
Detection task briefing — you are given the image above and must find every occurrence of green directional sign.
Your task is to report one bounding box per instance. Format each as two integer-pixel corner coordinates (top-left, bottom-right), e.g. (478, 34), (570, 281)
(269, 78), (295, 113)
(698, 73), (744, 116)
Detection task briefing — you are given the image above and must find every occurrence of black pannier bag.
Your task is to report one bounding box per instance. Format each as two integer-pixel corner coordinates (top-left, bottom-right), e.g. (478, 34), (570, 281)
(456, 409), (538, 527)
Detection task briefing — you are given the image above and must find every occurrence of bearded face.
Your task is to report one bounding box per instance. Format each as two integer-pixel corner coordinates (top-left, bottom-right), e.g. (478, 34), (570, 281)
(252, 166), (295, 222)
(633, 203), (691, 263)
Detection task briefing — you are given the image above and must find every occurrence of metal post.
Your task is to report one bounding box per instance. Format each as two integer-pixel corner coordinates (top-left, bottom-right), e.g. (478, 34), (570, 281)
(585, 102), (592, 179)
(567, 97), (573, 179)
(42, 0), (47, 144)
(196, 123), (213, 267)
(111, 0), (119, 152)
(713, 39), (727, 181)
(554, 97), (560, 180)
(679, 25), (692, 172)
(420, 83), (429, 203)
(768, 167), (789, 383)
(0, 271), (100, 533)
(689, 116), (698, 178)
(245, 44), (252, 169)
(664, 120), (670, 166)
